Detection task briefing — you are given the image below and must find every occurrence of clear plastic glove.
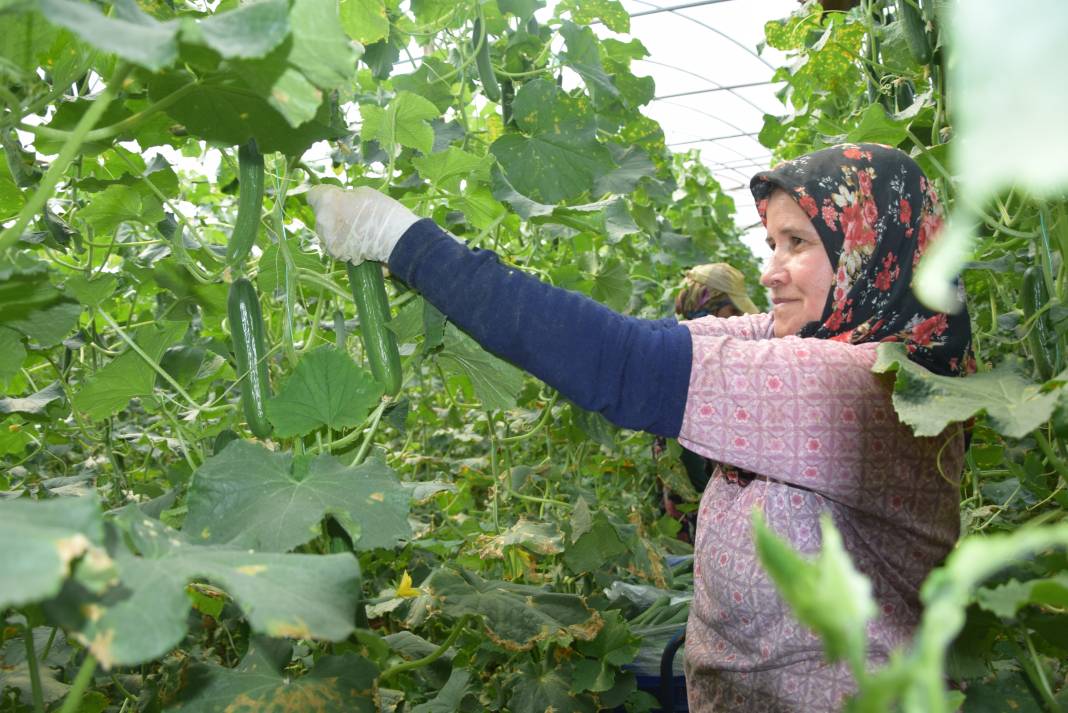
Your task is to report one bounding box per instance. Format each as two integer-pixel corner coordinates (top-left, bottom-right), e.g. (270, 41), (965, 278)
(306, 185), (421, 264)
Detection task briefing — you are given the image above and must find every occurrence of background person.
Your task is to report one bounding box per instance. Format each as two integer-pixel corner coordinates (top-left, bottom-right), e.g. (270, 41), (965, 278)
(308, 143), (972, 712)
(658, 262), (761, 542)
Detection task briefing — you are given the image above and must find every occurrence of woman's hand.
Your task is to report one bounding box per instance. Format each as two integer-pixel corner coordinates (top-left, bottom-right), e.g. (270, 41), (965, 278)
(306, 185), (421, 264)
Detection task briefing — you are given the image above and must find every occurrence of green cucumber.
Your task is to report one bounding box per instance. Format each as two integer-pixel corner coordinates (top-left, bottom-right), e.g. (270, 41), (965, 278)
(1022, 266), (1063, 381)
(896, 0), (932, 66)
(348, 261), (402, 396)
(225, 139), (266, 269)
(472, 17), (501, 103)
(228, 278), (273, 438)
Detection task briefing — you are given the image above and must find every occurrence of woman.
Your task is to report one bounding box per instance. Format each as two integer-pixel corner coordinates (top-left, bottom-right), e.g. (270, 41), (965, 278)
(308, 144), (971, 712)
(659, 262), (761, 540)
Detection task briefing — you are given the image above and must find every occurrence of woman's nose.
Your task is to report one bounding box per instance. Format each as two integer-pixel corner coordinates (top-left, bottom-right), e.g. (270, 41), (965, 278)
(760, 259), (787, 288)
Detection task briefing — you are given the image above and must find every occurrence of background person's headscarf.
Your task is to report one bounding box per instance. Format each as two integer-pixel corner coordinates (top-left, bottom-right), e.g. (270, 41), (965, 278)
(750, 143), (973, 377)
(675, 263), (760, 319)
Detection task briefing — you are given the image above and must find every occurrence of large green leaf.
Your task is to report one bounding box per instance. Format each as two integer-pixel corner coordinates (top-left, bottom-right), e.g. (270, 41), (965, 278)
(230, 0), (358, 125)
(556, 0), (629, 33)
(171, 637), (377, 712)
(436, 323), (525, 411)
(412, 147), (493, 188)
(0, 10), (59, 75)
(265, 346), (383, 438)
(339, 0), (389, 45)
(846, 103), (908, 146)
(72, 321), (188, 420)
(591, 257), (631, 311)
(48, 512), (362, 668)
(64, 273), (117, 307)
(149, 70), (343, 156)
(0, 381), (64, 416)
(976, 574), (1068, 619)
(489, 78), (615, 204)
(509, 660), (596, 713)
(361, 91), (441, 156)
(0, 628), (72, 705)
(0, 327), (27, 384)
(77, 182), (164, 234)
(559, 21), (619, 104)
(185, 0), (289, 60)
(38, 0), (178, 71)
(0, 496), (114, 609)
(424, 568), (602, 651)
(872, 343), (1060, 439)
(410, 668), (472, 713)
(0, 152), (25, 221)
(752, 512), (875, 673)
(184, 441), (411, 552)
(6, 300), (81, 347)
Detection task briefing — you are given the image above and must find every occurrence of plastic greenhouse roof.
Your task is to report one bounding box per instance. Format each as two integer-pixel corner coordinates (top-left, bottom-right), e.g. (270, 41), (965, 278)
(607, 0), (798, 255)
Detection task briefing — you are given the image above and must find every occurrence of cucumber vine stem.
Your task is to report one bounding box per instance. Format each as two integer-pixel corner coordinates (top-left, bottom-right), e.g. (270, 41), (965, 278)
(379, 614), (472, 680)
(23, 624), (45, 713)
(57, 654), (97, 713)
(97, 310), (201, 413)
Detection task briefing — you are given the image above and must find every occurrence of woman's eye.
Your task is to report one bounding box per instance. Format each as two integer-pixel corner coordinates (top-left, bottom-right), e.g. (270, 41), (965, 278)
(791, 236), (805, 247)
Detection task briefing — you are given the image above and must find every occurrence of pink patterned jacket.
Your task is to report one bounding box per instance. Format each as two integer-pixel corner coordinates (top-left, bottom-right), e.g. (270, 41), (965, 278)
(678, 312), (963, 712)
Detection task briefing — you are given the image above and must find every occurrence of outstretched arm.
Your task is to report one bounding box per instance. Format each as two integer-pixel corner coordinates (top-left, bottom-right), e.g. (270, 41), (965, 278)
(387, 219), (693, 436)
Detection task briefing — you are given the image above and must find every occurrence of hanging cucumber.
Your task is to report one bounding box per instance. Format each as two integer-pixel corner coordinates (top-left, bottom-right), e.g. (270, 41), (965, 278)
(228, 278), (273, 438)
(347, 261), (402, 396)
(896, 0), (932, 66)
(225, 139), (266, 269)
(1022, 266), (1064, 381)
(472, 17), (501, 103)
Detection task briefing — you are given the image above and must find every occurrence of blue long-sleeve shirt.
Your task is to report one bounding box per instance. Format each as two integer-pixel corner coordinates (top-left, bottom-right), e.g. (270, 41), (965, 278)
(387, 219), (693, 436)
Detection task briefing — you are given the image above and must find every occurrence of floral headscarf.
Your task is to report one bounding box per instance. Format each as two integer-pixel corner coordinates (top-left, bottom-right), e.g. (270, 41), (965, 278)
(750, 143), (972, 377)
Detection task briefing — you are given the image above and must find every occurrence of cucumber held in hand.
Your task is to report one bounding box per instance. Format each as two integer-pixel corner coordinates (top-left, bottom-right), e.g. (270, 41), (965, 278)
(228, 278), (273, 438)
(348, 261), (402, 396)
(225, 139), (266, 269)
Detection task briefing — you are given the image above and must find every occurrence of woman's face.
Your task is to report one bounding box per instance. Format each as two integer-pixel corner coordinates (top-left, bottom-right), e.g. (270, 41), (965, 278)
(760, 189), (835, 337)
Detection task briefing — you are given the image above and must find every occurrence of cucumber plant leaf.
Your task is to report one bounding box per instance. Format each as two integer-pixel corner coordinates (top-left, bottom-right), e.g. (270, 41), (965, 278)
(976, 574), (1068, 619)
(37, 0), (179, 71)
(510, 660), (596, 713)
(410, 668), (472, 713)
(339, 0), (389, 45)
(559, 21), (620, 105)
(556, 0), (629, 33)
(266, 346), (383, 438)
(147, 71), (344, 155)
(872, 342), (1061, 439)
(184, 441), (412, 552)
(0, 496), (115, 609)
(489, 78), (615, 204)
(361, 91), (441, 156)
(0, 327), (27, 383)
(171, 637), (377, 712)
(46, 511), (362, 668)
(0, 380), (64, 416)
(436, 323), (525, 411)
(72, 321), (189, 421)
(185, 0), (290, 60)
(424, 568), (602, 651)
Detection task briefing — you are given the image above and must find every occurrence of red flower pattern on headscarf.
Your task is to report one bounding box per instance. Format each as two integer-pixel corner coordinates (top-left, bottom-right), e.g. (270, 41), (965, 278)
(750, 143), (972, 377)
